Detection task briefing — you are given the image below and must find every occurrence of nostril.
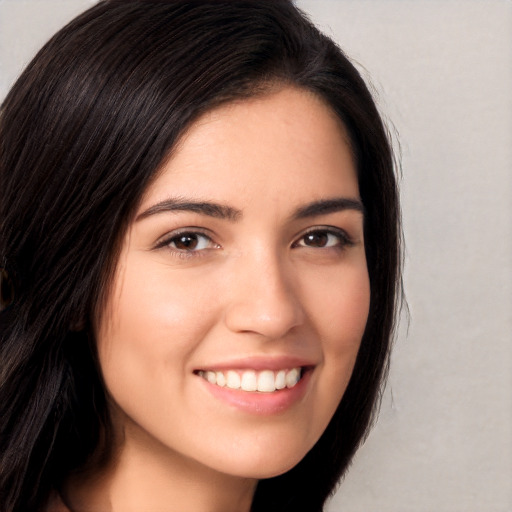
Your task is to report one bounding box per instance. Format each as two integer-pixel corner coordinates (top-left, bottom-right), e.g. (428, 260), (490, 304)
(224, 301), (304, 339)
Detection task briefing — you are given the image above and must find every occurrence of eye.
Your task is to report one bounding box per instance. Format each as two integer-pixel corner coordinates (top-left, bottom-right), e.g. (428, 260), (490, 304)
(294, 228), (353, 249)
(156, 230), (218, 252)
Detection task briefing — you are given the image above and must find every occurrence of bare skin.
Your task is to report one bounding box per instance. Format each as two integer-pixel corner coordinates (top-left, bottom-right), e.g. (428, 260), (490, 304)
(63, 86), (369, 511)
(64, 406), (255, 512)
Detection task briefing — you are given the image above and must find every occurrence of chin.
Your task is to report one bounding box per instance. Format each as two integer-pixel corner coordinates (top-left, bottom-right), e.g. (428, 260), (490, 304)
(205, 436), (315, 480)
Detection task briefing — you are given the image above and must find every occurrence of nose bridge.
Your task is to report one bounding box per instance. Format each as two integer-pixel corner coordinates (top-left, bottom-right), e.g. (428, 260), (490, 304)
(224, 245), (305, 339)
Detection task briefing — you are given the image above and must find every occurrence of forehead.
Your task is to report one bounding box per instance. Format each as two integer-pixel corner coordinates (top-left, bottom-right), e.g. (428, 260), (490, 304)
(138, 86), (358, 214)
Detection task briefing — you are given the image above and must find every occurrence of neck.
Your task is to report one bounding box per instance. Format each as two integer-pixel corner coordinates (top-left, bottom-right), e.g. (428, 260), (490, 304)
(62, 416), (257, 512)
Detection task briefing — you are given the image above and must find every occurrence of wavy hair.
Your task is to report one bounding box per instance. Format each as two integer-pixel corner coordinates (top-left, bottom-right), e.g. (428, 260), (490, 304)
(0, 1), (401, 510)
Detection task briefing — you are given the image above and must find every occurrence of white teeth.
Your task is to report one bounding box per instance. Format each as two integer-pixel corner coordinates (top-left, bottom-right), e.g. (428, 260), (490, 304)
(286, 368), (301, 388)
(216, 371), (226, 387)
(241, 371), (258, 391)
(257, 370), (276, 392)
(199, 367), (303, 393)
(226, 370), (241, 390)
(275, 370), (286, 390)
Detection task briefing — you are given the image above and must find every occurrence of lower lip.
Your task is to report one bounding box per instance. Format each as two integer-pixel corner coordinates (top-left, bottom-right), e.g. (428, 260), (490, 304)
(197, 370), (311, 415)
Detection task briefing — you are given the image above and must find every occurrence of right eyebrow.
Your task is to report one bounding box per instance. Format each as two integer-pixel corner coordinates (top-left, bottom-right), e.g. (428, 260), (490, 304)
(135, 197), (243, 222)
(292, 197), (365, 220)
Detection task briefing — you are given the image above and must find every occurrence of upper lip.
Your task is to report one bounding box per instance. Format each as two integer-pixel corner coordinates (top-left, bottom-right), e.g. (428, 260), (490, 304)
(195, 355), (316, 372)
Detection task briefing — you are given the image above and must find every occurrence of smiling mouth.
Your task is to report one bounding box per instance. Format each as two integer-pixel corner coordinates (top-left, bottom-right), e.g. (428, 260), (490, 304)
(196, 367), (304, 393)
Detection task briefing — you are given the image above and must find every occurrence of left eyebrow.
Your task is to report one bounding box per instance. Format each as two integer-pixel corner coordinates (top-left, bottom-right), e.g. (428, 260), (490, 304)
(292, 197), (365, 220)
(135, 197), (242, 222)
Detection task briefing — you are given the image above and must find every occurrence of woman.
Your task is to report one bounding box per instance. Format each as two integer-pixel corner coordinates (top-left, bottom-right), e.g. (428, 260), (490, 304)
(0, 1), (401, 511)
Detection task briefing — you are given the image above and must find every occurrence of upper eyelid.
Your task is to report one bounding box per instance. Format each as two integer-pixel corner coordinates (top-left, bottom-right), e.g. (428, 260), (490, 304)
(152, 224), (356, 250)
(293, 225), (353, 241)
(154, 227), (216, 250)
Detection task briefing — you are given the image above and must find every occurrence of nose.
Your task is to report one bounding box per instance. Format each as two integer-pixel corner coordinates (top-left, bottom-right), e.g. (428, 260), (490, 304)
(223, 251), (305, 340)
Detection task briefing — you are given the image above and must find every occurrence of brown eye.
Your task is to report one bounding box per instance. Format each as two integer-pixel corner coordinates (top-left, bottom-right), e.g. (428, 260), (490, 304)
(172, 234), (200, 250)
(295, 228), (352, 249)
(303, 232), (330, 248)
(167, 232), (214, 251)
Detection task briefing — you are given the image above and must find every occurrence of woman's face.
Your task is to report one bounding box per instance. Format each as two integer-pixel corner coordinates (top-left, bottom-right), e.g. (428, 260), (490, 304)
(96, 87), (370, 481)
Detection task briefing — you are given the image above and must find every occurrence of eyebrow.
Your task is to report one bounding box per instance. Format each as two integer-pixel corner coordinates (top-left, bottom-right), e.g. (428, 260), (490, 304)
(293, 197), (365, 219)
(136, 196), (364, 223)
(136, 197), (242, 222)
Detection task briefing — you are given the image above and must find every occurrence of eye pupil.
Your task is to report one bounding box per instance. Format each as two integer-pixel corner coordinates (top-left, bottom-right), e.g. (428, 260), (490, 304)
(305, 232), (328, 247)
(174, 234), (198, 250)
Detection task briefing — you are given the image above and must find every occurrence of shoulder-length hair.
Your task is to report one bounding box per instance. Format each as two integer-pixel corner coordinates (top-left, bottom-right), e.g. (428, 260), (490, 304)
(0, 1), (401, 510)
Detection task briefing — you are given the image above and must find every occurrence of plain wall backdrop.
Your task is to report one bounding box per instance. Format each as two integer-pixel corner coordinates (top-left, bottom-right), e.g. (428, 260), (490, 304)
(1, 1), (511, 511)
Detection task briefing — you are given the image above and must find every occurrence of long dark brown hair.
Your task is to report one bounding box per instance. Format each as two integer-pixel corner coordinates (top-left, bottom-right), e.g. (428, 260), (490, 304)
(0, 1), (401, 510)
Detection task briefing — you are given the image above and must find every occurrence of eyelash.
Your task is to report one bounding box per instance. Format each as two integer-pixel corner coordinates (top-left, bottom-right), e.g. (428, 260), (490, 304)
(155, 226), (354, 258)
(292, 227), (354, 250)
(155, 229), (218, 258)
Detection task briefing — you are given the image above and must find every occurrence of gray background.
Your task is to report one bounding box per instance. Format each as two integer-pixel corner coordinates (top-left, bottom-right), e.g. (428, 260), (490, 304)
(1, 1), (511, 510)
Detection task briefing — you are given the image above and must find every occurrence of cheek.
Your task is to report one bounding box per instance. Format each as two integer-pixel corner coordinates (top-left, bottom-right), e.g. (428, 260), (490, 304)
(95, 255), (219, 407)
(307, 261), (370, 412)
(309, 259), (370, 350)
(100, 254), (212, 344)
